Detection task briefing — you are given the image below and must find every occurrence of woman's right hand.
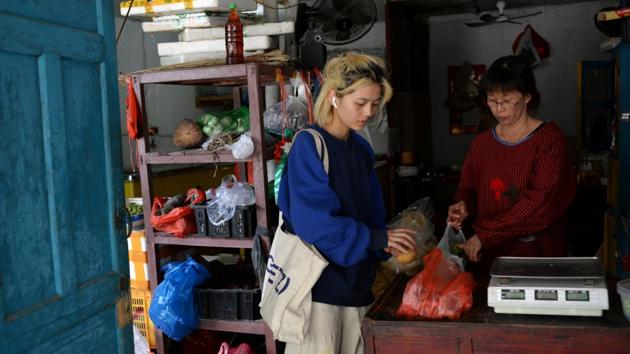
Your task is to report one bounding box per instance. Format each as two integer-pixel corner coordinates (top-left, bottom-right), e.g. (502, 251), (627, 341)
(447, 201), (468, 230)
(384, 228), (416, 256)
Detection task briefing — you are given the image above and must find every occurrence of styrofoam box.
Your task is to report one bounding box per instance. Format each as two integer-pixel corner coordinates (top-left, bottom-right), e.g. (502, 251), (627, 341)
(158, 35), (275, 56)
(120, 0), (257, 17)
(142, 14), (228, 32)
(178, 21), (294, 41)
(159, 50), (262, 66)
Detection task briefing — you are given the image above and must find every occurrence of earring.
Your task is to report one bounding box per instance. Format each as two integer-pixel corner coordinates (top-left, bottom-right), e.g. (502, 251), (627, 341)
(332, 96), (338, 109)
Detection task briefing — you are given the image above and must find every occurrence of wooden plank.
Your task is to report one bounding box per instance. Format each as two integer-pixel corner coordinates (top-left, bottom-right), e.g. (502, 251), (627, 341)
(247, 63), (269, 229)
(197, 319), (267, 334)
(133, 64), (247, 84)
(144, 149), (249, 164)
(154, 233), (255, 248)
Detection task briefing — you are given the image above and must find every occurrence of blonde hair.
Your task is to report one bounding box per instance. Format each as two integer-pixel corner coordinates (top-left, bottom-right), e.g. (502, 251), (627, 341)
(313, 52), (393, 127)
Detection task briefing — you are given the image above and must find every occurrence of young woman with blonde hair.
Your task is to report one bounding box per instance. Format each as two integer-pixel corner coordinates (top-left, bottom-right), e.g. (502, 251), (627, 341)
(277, 52), (416, 354)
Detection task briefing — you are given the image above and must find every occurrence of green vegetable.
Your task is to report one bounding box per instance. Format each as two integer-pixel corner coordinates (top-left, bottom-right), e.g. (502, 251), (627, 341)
(128, 203), (143, 216)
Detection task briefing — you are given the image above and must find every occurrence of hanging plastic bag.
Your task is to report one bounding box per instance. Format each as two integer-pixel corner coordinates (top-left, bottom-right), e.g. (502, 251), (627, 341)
(151, 197), (197, 238)
(396, 224), (475, 320)
(263, 96), (309, 135)
(512, 25), (550, 67)
(149, 257), (209, 341)
(206, 175), (255, 226)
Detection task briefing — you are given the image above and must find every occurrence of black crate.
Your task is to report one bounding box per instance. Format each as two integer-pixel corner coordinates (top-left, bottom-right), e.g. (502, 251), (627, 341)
(230, 204), (257, 238)
(192, 204), (231, 237)
(197, 288), (261, 320)
(208, 219), (231, 238)
(192, 205), (209, 236)
(238, 289), (261, 320)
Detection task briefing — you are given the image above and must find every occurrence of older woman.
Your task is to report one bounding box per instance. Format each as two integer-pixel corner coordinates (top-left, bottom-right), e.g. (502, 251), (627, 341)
(448, 55), (576, 263)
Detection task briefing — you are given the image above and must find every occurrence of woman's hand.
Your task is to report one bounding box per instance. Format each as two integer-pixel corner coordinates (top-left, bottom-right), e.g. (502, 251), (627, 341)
(456, 234), (482, 262)
(447, 201), (468, 230)
(384, 228), (416, 256)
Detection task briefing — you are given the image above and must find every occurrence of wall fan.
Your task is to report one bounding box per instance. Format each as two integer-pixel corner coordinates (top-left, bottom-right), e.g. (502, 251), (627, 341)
(301, 0), (377, 45)
(465, 1), (542, 27)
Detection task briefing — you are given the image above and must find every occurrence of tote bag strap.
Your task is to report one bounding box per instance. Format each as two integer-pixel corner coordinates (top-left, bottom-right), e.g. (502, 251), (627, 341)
(294, 128), (329, 174)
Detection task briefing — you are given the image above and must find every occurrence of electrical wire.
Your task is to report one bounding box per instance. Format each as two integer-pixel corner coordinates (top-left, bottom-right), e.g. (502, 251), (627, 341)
(116, 0), (135, 44)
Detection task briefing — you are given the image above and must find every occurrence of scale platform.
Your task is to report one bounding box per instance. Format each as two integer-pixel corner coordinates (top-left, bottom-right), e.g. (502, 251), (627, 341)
(487, 257), (609, 317)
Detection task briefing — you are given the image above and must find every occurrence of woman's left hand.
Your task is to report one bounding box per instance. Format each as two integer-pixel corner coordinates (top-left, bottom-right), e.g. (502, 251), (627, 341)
(456, 235), (482, 262)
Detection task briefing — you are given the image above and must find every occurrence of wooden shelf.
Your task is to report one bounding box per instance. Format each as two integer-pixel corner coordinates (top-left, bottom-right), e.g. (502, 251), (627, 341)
(142, 149), (250, 165)
(135, 61), (281, 354)
(131, 62), (291, 86)
(198, 319), (268, 334)
(154, 233), (255, 248)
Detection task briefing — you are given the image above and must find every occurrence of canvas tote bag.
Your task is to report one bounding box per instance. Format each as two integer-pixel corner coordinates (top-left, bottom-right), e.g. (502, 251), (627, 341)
(259, 128), (330, 343)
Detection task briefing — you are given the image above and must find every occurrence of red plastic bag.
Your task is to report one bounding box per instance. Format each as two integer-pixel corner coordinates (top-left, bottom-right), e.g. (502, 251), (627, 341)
(217, 342), (256, 354)
(397, 248), (475, 319)
(151, 197), (196, 238)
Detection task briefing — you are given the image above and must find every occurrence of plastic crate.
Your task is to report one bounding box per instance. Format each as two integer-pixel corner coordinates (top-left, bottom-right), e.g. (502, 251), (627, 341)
(197, 288), (261, 320)
(208, 219), (231, 238)
(230, 204), (257, 238)
(131, 289), (156, 348)
(192, 204), (231, 237)
(192, 205), (210, 236)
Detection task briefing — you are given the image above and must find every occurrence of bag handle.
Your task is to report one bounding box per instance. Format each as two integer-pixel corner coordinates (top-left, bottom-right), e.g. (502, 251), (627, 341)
(294, 128), (329, 174)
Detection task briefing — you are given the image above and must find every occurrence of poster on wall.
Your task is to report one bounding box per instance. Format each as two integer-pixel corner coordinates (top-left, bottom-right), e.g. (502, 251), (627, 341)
(445, 62), (486, 135)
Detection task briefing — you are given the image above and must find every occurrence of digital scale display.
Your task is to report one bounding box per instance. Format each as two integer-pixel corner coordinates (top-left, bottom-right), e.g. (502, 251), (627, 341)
(501, 289), (525, 300)
(566, 290), (590, 302)
(535, 290), (558, 301)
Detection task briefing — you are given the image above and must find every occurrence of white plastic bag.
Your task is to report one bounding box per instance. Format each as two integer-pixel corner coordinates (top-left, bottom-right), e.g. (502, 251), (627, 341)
(228, 132), (254, 159)
(206, 175), (255, 226)
(437, 223), (467, 271)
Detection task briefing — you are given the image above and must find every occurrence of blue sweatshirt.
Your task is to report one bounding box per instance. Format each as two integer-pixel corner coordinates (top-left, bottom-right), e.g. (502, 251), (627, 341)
(277, 125), (388, 306)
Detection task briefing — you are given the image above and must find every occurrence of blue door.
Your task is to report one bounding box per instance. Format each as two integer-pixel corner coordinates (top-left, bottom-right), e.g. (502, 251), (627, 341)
(0, 1), (132, 353)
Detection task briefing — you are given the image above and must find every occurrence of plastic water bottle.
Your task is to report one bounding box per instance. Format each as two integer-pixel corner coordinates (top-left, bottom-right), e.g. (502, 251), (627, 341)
(225, 3), (244, 64)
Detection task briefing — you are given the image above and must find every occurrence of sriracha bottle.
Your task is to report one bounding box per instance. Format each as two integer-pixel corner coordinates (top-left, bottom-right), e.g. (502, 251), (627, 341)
(225, 3), (244, 64)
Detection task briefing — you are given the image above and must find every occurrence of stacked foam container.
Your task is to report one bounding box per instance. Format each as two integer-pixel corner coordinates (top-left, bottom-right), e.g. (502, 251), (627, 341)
(120, 0), (294, 66)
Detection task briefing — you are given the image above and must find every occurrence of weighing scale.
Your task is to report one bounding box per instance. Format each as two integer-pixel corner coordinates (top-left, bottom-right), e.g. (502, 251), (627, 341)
(487, 257), (609, 316)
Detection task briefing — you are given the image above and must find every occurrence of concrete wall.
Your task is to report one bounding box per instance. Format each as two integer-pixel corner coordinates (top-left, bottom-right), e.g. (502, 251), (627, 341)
(428, 0), (615, 166)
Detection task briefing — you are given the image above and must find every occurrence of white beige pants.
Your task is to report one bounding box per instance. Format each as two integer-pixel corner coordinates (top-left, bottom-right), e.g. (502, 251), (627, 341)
(284, 301), (370, 354)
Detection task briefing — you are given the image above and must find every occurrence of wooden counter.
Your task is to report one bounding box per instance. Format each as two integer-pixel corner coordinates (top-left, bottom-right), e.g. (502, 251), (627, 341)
(362, 276), (630, 354)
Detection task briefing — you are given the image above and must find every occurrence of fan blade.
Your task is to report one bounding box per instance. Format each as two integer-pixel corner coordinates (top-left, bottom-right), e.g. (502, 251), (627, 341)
(507, 20), (522, 25)
(479, 13), (498, 22)
(465, 21), (496, 27)
(510, 11), (543, 20)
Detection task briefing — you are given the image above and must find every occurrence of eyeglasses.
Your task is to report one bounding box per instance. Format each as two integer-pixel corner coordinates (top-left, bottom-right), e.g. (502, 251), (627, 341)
(486, 96), (524, 109)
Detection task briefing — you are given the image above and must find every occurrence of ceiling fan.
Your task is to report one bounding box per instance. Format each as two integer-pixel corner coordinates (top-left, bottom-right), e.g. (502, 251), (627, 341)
(465, 1), (542, 27)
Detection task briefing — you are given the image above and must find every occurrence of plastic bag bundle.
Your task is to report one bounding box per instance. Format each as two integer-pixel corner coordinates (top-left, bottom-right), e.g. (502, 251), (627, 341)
(206, 175), (255, 226)
(151, 197), (196, 238)
(263, 96), (309, 135)
(148, 257), (209, 341)
(396, 224), (475, 320)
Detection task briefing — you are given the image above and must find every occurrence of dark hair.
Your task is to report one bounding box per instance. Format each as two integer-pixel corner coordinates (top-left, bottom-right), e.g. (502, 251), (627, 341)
(480, 55), (540, 113)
